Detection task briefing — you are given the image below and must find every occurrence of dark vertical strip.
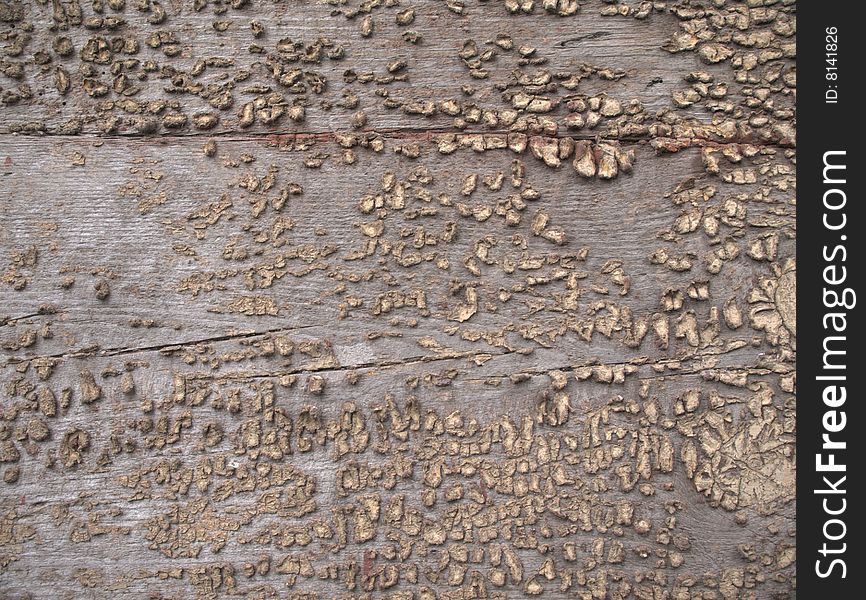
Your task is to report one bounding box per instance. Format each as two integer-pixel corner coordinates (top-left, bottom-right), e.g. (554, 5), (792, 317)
(797, 2), (860, 595)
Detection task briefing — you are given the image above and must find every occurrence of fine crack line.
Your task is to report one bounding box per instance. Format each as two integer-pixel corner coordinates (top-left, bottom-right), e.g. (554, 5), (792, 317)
(181, 347), (518, 380)
(2, 323), (321, 363)
(0, 127), (796, 150)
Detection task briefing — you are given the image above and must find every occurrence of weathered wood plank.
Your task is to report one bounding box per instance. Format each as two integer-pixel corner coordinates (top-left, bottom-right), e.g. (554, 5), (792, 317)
(0, 132), (797, 599)
(1, 136), (792, 362)
(0, 0), (794, 145)
(0, 1), (797, 599)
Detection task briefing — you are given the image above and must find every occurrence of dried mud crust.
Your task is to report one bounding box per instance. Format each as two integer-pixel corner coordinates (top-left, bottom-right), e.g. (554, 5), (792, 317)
(0, 1), (795, 599)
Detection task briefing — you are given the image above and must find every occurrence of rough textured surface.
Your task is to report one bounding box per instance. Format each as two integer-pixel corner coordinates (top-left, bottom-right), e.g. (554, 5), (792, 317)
(1, 1), (796, 599)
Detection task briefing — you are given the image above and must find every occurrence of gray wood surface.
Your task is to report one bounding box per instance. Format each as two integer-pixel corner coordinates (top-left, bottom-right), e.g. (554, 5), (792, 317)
(1, 1), (796, 598)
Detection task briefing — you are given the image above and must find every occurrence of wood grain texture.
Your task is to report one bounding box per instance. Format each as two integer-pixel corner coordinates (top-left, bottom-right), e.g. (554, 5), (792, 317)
(1, 1), (796, 599)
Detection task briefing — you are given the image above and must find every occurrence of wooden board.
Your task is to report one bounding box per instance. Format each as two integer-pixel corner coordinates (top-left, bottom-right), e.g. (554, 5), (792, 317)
(1, 1), (797, 599)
